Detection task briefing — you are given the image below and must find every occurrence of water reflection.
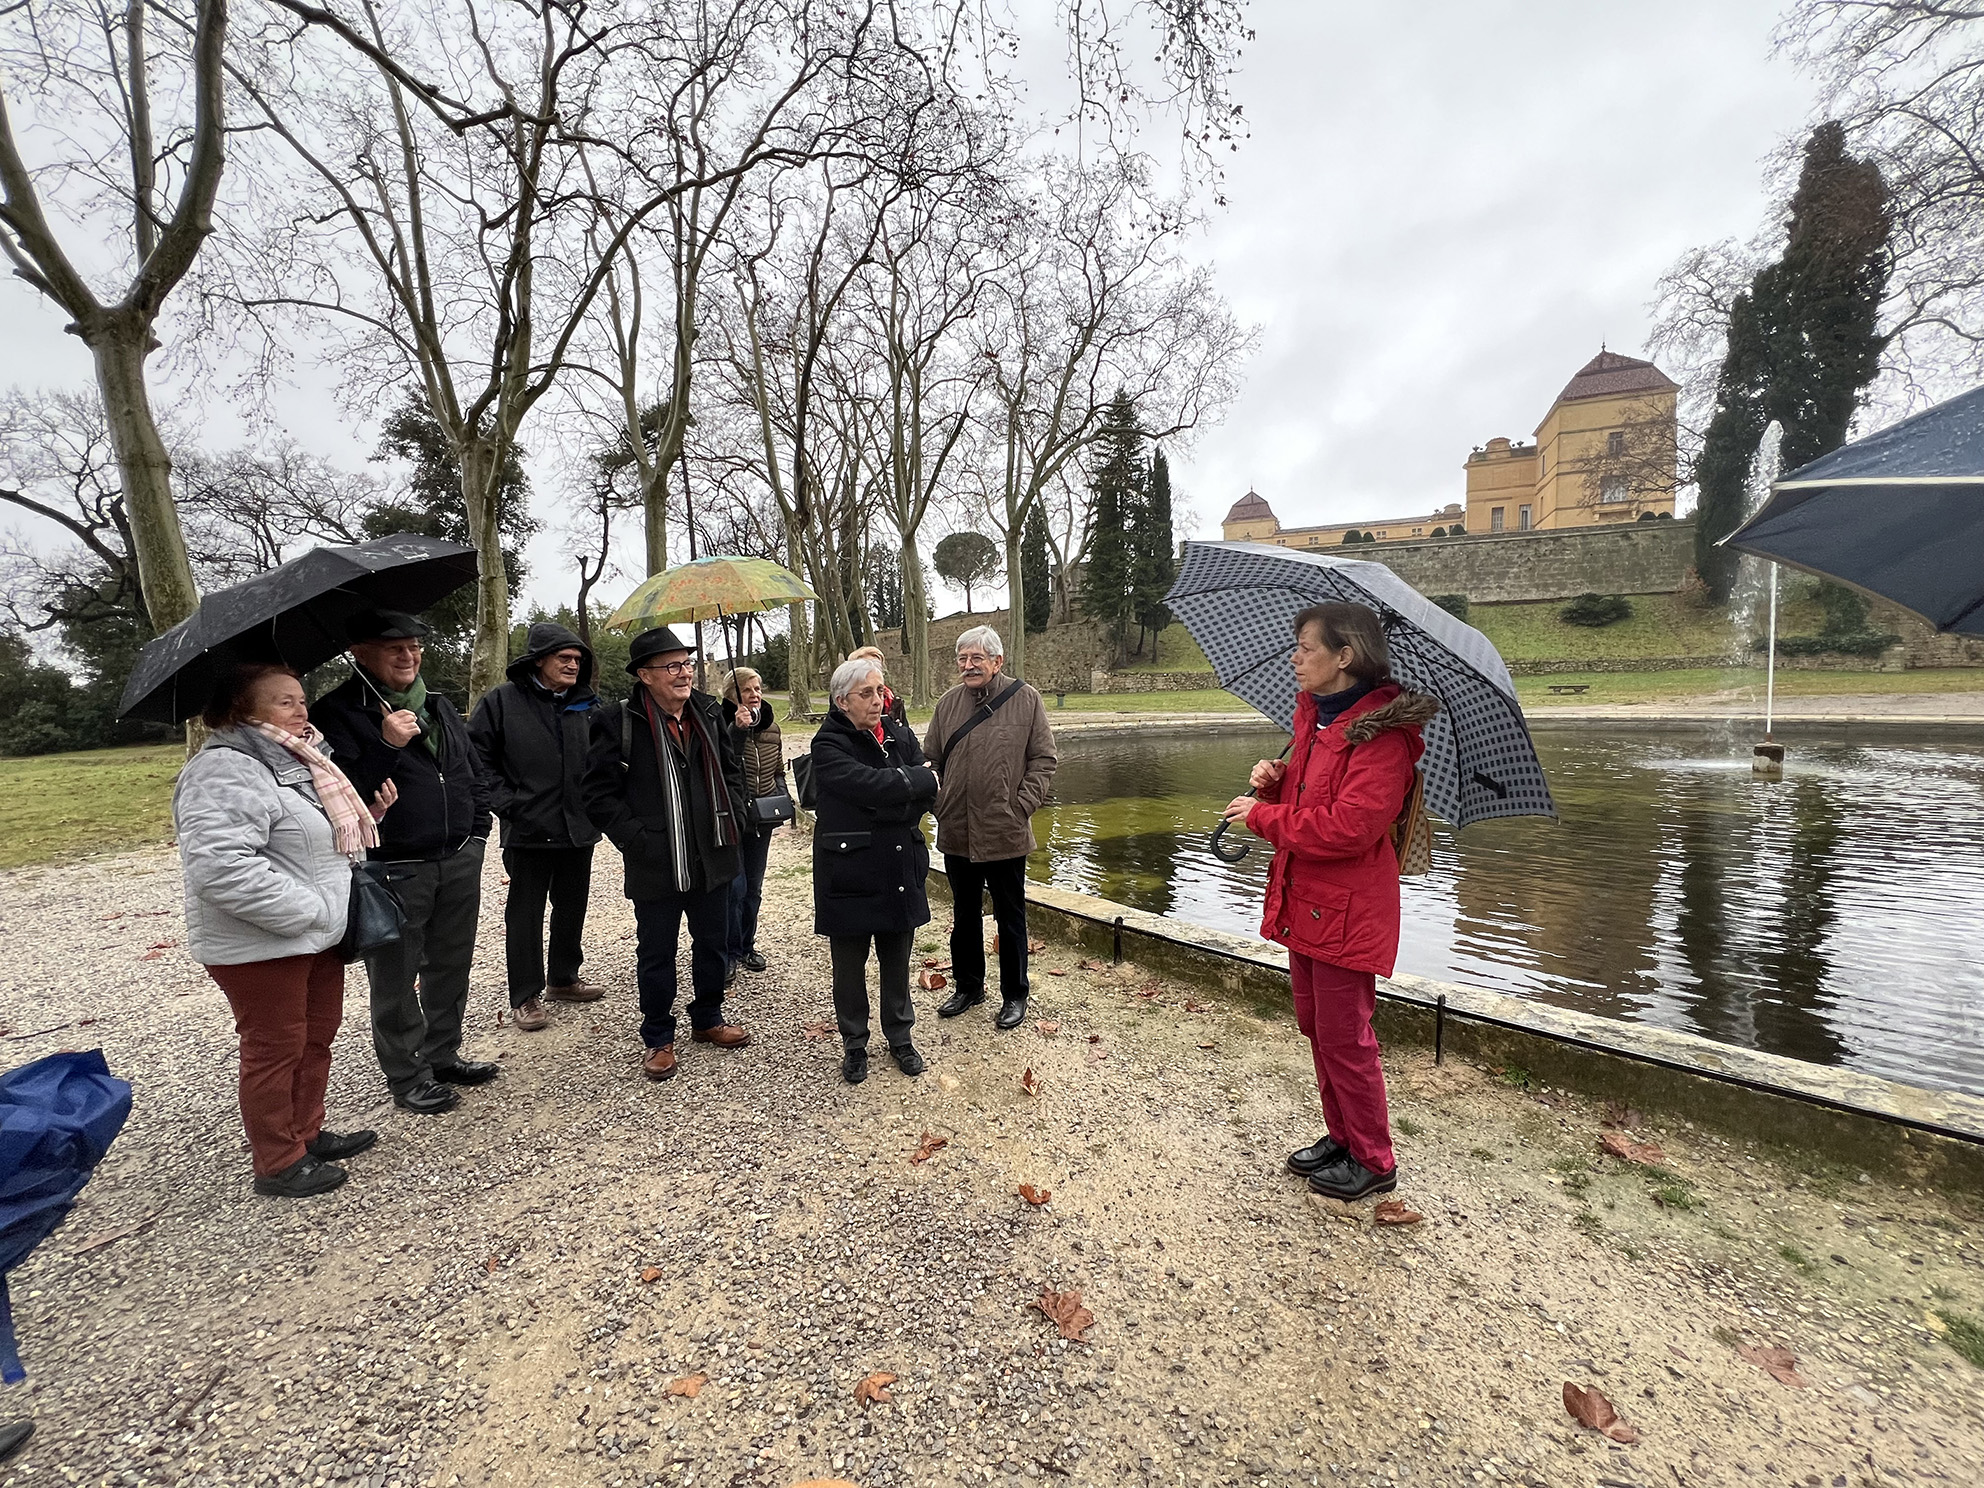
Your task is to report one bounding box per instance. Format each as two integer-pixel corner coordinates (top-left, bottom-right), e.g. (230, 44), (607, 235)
(1032, 723), (1984, 1096)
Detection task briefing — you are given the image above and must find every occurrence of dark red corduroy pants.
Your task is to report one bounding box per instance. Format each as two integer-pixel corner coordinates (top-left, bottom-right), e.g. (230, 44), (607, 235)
(206, 951), (345, 1177)
(1289, 951), (1395, 1174)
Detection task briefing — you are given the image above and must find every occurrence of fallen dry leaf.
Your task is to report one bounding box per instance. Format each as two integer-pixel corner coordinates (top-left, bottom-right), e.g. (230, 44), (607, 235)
(1598, 1130), (1667, 1166)
(853, 1371), (896, 1407)
(935, 1072), (961, 1093)
(147, 938), (178, 949)
(1735, 1344), (1809, 1387)
(917, 969), (948, 991)
(1601, 1101), (1645, 1130)
(910, 1131), (948, 1164)
(72, 1211), (159, 1255)
(484, 1255), (501, 1274)
(1079, 958), (1109, 972)
(138, 949), (166, 961)
(1085, 1045), (1110, 1064)
(1035, 1020), (1060, 1036)
(1084, 1033), (1102, 1044)
(1028, 937), (1046, 952)
(920, 958), (952, 970)
(665, 1373), (707, 1398)
(639, 1266), (665, 1283)
(1182, 999), (1208, 1013)
(1132, 984), (1160, 1000)
(802, 1019), (836, 1040)
(1373, 1199), (1424, 1226)
(1046, 967), (1067, 977)
(1562, 1382), (1640, 1443)
(1196, 1041), (1219, 1051)
(1018, 1184), (1052, 1206)
(1020, 1067), (1043, 1098)
(1034, 1286), (1094, 1342)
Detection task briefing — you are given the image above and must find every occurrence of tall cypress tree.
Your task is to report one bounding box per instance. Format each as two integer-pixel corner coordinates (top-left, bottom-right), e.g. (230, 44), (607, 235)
(1132, 446), (1177, 657)
(1020, 506), (1052, 634)
(1695, 122), (1891, 600)
(1080, 391), (1144, 657)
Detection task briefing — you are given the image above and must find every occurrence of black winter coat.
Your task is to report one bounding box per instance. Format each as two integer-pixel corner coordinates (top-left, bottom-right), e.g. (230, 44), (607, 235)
(314, 670), (490, 861)
(468, 622), (604, 850)
(585, 687), (747, 900)
(809, 706), (939, 937)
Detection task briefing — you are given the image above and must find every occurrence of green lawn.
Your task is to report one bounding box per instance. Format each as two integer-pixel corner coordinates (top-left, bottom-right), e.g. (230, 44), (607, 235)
(1469, 592), (1749, 662)
(0, 743), (184, 869)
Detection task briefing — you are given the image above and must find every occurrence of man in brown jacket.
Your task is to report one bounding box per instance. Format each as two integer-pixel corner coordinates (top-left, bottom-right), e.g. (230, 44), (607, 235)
(922, 624), (1059, 1029)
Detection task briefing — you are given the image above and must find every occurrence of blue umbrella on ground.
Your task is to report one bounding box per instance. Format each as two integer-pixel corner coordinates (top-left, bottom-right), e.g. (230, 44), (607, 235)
(0, 1051), (133, 1384)
(1165, 541), (1556, 855)
(1725, 384), (1984, 634)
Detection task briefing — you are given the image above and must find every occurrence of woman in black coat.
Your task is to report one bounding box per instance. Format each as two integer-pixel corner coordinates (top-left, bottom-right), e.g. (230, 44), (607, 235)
(811, 656), (939, 1084)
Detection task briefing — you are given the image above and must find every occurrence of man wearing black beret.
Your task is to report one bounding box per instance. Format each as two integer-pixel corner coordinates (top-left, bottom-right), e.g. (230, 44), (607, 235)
(315, 610), (498, 1115)
(585, 628), (752, 1080)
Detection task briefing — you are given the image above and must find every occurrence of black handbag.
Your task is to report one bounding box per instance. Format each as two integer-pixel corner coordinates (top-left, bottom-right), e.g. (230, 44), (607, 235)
(339, 859), (406, 964)
(748, 786), (796, 830)
(792, 755), (818, 810)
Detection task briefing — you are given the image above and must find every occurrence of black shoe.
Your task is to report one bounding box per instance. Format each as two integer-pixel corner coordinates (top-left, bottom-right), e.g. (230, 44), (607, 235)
(725, 959), (740, 988)
(252, 1155), (348, 1199)
(1306, 1155), (1399, 1201)
(0, 1419), (32, 1463)
(891, 1044), (925, 1076)
(307, 1129), (378, 1162)
(936, 989), (986, 1019)
(395, 1079), (460, 1115)
(994, 998), (1028, 1031)
(433, 1059), (499, 1086)
(842, 1048), (868, 1085)
(1286, 1135), (1348, 1177)
(743, 951), (767, 973)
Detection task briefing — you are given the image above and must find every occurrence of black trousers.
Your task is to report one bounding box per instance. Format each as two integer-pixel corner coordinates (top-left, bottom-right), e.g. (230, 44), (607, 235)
(364, 838), (485, 1097)
(502, 844), (594, 1006)
(633, 886), (730, 1049)
(944, 853), (1030, 1003)
(830, 931), (915, 1053)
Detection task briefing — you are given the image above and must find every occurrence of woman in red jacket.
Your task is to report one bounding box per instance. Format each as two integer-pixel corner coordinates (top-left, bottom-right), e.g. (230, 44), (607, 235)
(1224, 602), (1438, 1200)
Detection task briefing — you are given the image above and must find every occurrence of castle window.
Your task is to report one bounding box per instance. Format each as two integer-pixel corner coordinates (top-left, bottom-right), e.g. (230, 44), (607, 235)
(1518, 505), (1533, 530)
(1601, 476), (1630, 504)
(1490, 507), (1506, 532)
(1607, 431), (1626, 457)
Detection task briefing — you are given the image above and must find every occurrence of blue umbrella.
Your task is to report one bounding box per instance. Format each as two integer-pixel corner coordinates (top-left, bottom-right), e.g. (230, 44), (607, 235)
(1725, 384), (1984, 634)
(0, 1051), (133, 1383)
(1165, 541), (1556, 835)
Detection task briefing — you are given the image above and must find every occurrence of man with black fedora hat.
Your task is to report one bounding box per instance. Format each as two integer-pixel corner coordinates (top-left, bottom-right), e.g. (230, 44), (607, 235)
(316, 610), (498, 1115)
(584, 626), (751, 1081)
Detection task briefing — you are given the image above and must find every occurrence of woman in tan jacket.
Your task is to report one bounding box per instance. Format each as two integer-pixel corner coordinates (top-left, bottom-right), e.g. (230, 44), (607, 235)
(721, 666), (786, 979)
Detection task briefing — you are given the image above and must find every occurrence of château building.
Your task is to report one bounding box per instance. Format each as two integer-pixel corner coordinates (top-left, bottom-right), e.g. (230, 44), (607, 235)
(1221, 348), (1679, 546)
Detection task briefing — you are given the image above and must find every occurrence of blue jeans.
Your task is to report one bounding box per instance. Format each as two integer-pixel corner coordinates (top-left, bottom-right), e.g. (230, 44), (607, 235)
(633, 888), (730, 1048)
(727, 828), (774, 961)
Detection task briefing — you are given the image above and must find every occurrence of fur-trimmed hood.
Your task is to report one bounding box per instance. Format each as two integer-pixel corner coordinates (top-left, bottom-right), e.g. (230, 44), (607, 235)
(1341, 688), (1441, 744)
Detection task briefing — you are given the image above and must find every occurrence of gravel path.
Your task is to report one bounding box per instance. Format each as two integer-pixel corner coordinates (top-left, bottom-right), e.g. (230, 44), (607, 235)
(2, 833), (1981, 1488)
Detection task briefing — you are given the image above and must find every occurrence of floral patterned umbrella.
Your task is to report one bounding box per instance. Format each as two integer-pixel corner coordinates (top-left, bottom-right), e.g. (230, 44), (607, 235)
(604, 556), (820, 633)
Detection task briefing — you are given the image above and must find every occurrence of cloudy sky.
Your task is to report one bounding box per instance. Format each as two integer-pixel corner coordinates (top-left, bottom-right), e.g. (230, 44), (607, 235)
(1, 0), (1822, 614)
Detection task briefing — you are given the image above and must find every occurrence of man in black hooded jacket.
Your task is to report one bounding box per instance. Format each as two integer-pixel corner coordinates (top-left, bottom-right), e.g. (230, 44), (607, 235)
(469, 620), (606, 1033)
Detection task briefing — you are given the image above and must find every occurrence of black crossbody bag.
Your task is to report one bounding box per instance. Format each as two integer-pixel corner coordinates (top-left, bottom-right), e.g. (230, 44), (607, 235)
(339, 860), (406, 963)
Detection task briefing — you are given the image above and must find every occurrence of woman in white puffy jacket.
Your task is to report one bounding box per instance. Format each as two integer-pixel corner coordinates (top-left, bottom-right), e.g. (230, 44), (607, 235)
(174, 663), (395, 1199)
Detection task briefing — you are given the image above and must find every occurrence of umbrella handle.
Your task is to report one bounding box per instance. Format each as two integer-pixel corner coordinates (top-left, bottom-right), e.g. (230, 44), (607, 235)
(1209, 799), (1255, 863)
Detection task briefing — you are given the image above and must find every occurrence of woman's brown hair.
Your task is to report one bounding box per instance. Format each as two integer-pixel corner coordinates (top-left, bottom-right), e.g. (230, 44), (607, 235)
(202, 663), (302, 729)
(1292, 602), (1392, 684)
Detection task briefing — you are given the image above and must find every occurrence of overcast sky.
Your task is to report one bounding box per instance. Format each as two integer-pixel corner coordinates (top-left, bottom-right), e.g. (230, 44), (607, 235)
(1, 0), (1821, 616)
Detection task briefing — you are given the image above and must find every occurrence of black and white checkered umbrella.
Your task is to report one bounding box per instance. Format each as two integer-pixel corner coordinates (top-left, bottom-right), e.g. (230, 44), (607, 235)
(1165, 541), (1555, 829)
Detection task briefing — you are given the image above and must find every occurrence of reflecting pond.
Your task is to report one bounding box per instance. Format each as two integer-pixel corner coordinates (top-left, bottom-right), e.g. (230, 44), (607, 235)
(1030, 722), (1984, 1098)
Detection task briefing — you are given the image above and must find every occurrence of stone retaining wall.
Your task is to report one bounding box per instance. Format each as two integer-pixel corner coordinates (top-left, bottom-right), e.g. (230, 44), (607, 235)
(1506, 655), (1745, 676)
(1088, 669), (1216, 693)
(1317, 519), (1698, 603)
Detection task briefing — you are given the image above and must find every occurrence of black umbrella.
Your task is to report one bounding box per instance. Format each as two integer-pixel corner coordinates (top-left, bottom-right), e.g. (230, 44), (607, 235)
(1725, 384), (1984, 634)
(118, 534), (478, 722)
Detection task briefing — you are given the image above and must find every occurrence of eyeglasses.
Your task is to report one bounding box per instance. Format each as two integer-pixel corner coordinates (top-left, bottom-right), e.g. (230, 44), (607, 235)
(957, 652), (992, 666)
(642, 659), (696, 675)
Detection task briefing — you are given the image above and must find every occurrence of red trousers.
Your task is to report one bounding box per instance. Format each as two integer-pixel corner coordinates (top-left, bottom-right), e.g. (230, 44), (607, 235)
(206, 951), (345, 1177)
(1289, 951), (1395, 1173)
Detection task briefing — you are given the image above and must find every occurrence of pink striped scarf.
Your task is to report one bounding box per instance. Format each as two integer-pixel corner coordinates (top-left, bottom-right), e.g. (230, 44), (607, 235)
(253, 721), (380, 860)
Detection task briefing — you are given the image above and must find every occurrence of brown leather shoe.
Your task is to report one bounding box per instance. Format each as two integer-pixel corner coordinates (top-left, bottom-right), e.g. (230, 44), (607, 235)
(691, 1024), (751, 1049)
(642, 1044), (678, 1081)
(546, 980), (603, 1003)
(513, 996), (550, 1031)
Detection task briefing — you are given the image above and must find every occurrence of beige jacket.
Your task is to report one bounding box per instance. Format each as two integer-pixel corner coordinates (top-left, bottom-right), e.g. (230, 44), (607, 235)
(922, 672), (1058, 862)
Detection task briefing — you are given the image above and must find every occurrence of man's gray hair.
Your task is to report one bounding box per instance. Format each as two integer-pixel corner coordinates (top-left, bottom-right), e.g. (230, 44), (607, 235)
(829, 656), (885, 706)
(955, 624), (1004, 659)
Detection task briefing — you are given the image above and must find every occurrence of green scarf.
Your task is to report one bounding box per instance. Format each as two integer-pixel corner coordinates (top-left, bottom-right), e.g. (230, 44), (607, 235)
(375, 673), (440, 759)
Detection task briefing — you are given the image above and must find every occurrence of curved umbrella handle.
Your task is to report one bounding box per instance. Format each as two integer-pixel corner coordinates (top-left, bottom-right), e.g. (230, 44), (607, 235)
(1209, 802), (1254, 863)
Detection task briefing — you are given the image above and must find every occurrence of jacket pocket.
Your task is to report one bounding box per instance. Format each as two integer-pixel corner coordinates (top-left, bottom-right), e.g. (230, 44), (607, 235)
(1279, 874), (1351, 953)
(817, 831), (875, 898)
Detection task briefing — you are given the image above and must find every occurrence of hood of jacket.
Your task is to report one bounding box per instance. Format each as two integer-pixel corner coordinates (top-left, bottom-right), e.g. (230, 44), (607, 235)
(508, 620), (595, 693)
(1340, 688), (1441, 744)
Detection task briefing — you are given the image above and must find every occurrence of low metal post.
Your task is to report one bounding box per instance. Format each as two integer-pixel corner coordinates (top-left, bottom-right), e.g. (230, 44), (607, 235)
(1434, 993), (1447, 1067)
(1112, 916), (1124, 964)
